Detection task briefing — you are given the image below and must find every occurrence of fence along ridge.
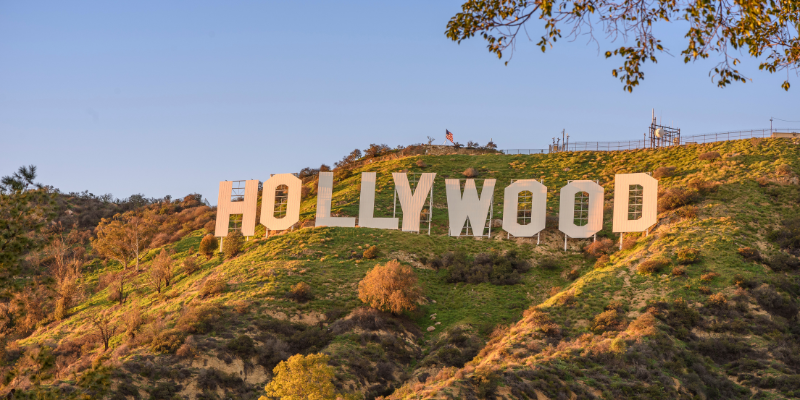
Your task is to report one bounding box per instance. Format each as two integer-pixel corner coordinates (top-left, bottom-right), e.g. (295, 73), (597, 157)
(501, 127), (800, 154)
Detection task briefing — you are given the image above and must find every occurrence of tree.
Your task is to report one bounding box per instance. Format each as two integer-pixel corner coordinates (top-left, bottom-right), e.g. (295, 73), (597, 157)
(261, 353), (337, 400)
(92, 212), (157, 270)
(149, 249), (174, 293)
(128, 213), (158, 270)
(47, 229), (85, 320)
(123, 302), (144, 341)
(0, 165), (56, 270)
(358, 260), (423, 315)
(199, 234), (218, 259)
(363, 143), (391, 158)
(223, 230), (244, 259)
(446, 0), (799, 91)
(107, 270), (128, 306)
(90, 311), (117, 351)
(0, 165), (41, 193)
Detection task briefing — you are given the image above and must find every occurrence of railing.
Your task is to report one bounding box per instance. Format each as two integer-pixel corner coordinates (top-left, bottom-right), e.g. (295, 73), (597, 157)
(500, 149), (548, 155)
(499, 128), (800, 154)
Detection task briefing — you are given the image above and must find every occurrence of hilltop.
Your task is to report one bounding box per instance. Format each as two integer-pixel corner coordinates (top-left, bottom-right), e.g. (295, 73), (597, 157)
(1, 137), (800, 399)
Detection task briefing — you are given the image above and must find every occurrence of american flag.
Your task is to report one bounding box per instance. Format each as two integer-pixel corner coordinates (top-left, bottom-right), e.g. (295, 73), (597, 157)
(445, 129), (454, 144)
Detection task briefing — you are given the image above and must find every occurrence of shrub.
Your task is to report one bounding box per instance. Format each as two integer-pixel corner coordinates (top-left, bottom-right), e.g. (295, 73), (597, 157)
(176, 304), (223, 334)
(676, 205), (698, 219)
(707, 293), (728, 308)
(605, 300), (625, 311)
(151, 329), (185, 354)
(768, 217), (800, 253)
(594, 255), (611, 269)
(752, 285), (799, 318)
(652, 166), (675, 179)
(776, 164), (792, 176)
(263, 354), (337, 400)
(737, 247), (762, 261)
(358, 260), (422, 314)
(733, 274), (758, 289)
(585, 238), (614, 258)
(769, 252), (800, 272)
(566, 268), (580, 281)
(687, 178), (717, 193)
(362, 245), (378, 260)
(183, 256), (200, 275)
(658, 187), (699, 212)
(537, 257), (562, 271)
(622, 235), (637, 250)
(203, 220), (216, 234)
(677, 248), (700, 264)
(415, 159), (427, 168)
(700, 272), (720, 282)
(257, 338), (291, 371)
(637, 258), (669, 275)
(231, 300), (251, 314)
(199, 234), (218, 259)
(199, 277), (227, 298)
(446, 251), (531, 285)
(751, 137), (763, 147)
(672, 266), (686, 276)
(226, 335), (257, 360)
(222, 230), (244, 259)
(286, 282), (313, 303)
(698, 151), (720, 161)
(462, 167), (478, 178)
(699, 286), (712, 294)
(591, 309), (625, 333)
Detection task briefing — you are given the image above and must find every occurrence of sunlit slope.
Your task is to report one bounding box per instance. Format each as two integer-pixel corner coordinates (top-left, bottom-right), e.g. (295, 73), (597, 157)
(8, 138), (800, 399)
(386, 139), (800, 399)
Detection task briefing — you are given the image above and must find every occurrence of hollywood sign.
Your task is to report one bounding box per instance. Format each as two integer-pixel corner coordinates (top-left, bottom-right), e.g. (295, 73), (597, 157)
(214, 172), (656, 240)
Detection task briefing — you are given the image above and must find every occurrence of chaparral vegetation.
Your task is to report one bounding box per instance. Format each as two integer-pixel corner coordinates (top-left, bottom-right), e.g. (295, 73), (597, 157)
(1, 136), (800, 399)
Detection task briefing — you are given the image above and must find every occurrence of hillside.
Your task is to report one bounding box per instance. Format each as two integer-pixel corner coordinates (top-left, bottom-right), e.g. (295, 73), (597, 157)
(2, 137), (800, 399)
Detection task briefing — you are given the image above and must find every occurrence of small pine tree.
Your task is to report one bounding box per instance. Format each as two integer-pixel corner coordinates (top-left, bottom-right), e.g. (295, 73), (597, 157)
(261, 353), (337, 400)
(358, 260), (422, 315)
(222, 230), (244, 259)
(199, 234), (218, 260)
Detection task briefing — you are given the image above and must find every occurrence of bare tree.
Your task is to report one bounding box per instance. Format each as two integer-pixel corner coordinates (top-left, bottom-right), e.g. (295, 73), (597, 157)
(123, 302), (144, 341)
(90, 311), (117, 351)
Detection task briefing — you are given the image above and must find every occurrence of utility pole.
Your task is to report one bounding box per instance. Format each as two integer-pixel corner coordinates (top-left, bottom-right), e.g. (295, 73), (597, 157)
(771, 117), (773, 134)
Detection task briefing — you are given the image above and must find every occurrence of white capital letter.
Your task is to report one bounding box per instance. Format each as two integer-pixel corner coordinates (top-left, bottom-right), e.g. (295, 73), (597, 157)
(393, 172), (436, 232)
(559, 180), (604, 238)
(315, 172), (356, 228)
(358, 172), (398, 229)
(612, 173), (657, 232)
(445, 179), (496, 236)
(214, 180), (259, 237)
(502, 180), (546, 237)
(261, 174), (302, 231)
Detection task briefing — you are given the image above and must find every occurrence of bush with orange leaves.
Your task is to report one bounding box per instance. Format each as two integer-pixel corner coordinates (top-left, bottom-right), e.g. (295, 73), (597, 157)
(357, 260), (422, 315)
(584, 238), (614, 258)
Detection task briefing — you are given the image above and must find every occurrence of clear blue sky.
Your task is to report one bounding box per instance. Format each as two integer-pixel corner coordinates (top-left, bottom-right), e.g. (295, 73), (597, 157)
(2, 1), (798, 204)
